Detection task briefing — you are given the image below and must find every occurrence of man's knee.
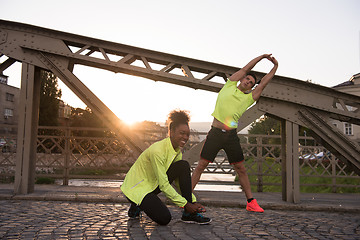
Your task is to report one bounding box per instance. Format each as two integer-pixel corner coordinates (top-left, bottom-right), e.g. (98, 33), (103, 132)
(195, 158), (210, 172)
(233, 161), (246, 174)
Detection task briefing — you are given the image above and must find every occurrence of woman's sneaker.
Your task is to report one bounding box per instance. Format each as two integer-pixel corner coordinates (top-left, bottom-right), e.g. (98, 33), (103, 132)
(181, 212), (212, 225)
(128, 204), (141, 219)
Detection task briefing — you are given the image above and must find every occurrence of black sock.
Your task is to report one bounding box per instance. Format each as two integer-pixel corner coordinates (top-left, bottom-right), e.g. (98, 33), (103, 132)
(247, 198), (254, 203)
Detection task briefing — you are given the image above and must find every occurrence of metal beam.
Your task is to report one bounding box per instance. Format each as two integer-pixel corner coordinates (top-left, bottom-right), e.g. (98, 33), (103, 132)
(1, 19), (359, 122)
(14, 63), (40, 194)
(0, 19), (359, 191)
(298, 109), (360, 175)
(284, 121), (300, 203)
(35, 52), (147, 156)
(0, 57), (16, 73)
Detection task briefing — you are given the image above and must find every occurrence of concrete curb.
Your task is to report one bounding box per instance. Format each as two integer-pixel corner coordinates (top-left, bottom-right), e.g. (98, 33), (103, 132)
(1, 184), (359, 214)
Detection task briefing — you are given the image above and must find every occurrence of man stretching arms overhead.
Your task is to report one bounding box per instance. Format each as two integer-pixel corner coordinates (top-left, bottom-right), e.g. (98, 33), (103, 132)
(192, 54), (278, 212)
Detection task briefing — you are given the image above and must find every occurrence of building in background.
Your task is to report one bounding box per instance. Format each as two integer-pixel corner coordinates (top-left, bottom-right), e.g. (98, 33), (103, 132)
(0, 74), (19, 135)
(0, 74), (73, 131)
(58, 100), (72, 126)
(332, 73), (360, 143)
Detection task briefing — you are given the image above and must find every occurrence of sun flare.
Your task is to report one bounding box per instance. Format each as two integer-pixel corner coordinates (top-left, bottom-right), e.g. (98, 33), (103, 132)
(121, 118), (140, 128)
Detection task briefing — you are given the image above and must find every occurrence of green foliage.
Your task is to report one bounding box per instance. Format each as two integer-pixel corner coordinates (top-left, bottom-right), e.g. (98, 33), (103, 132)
(237, 157), (360, 193)
(70, 107), (105, 128)
(247, 116), (281, 157)
(35, 177), (55, 184)
(39, 70), (62, 126)
(248, 116), (281, 136)
(69, 108), (109, 138)
(0, 175), (15, 183)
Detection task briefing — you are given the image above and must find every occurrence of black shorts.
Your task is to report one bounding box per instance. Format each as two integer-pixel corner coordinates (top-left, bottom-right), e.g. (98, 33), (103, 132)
(200, 126), (244, 164)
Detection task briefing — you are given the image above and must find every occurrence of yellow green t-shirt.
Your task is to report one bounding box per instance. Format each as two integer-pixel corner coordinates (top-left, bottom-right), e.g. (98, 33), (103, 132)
(121, 137), (196, 207)
(212, 79), (255, 128)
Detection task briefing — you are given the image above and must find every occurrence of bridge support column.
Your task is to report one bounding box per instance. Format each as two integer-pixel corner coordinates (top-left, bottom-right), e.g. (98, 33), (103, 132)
(14, 63), (40, 194)
(281, 120), (300, 203)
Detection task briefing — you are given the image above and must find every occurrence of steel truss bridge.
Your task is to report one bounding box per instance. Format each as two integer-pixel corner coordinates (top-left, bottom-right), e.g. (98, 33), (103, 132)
(0, 20), (359, 203)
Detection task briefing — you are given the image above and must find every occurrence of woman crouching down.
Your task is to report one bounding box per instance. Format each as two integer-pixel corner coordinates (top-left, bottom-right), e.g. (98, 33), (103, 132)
(121, 110), (211, 225)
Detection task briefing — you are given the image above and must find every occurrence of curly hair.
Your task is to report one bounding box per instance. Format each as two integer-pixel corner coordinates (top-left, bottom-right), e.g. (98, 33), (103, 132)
(167, 109), (190, 131)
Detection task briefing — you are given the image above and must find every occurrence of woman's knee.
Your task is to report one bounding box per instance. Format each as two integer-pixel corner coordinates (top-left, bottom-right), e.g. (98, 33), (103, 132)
(141, 193), (172, 225)
(148, 209), (171, 225)
(155, 212), (172, 225)
(177, 160), (190, 170)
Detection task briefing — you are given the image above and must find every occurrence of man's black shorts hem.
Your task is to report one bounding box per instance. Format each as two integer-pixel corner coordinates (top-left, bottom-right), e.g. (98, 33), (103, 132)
(200, 126), (245, 164)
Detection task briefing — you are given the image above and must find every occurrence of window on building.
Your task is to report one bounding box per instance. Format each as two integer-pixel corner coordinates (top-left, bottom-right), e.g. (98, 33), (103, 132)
(6, 93), (14, 102)
(344, 123), (353, 136)
(4, 108), (13, 118)
(0, 75), (8, 84)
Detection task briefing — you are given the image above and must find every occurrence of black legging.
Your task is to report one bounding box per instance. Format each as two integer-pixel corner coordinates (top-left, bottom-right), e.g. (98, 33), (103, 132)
(128, 160), (193, 225)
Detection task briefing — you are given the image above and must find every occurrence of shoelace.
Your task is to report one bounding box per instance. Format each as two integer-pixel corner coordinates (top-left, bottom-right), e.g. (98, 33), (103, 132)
(183, 212), (205, 219)
(196, 213), (205, 218)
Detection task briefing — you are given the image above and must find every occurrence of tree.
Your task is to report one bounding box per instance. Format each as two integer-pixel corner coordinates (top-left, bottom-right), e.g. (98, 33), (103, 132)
(248, 115), (314, 152)
(248, 115), (280, 136)
(248, 115), (281, 157)
(70, 107), (108, 137)
(70, 107), (106, 128)
(38, 70), (62, 126)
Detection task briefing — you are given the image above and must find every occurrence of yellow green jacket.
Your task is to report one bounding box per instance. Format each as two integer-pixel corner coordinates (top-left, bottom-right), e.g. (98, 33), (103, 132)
(121, 137), (196, 207)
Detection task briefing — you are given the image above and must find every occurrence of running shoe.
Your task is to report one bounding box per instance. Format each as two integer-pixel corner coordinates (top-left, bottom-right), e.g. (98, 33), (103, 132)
(246, 199), (264, 213)
(181, 212), (212, 225)
(128, 204), (141, 219)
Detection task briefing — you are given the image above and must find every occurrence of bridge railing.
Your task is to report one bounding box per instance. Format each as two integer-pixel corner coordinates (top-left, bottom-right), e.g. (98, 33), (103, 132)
(0, 125), (359, 192)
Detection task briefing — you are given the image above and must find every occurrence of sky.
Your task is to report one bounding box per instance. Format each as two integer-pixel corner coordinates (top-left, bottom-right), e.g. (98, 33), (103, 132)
(1, 0), (360, 126)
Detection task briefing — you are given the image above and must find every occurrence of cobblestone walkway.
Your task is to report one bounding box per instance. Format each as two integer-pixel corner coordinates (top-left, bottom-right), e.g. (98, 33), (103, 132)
(1, 200), (359, 239)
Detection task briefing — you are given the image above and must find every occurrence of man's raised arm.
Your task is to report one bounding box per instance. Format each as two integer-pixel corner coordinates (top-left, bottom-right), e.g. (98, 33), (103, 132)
(252, 56), (278, 101)
(229, 54), (273, 82)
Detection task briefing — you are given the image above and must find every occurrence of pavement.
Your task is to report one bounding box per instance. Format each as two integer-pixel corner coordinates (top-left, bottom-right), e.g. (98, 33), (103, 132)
(1, 184), (360, 239)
